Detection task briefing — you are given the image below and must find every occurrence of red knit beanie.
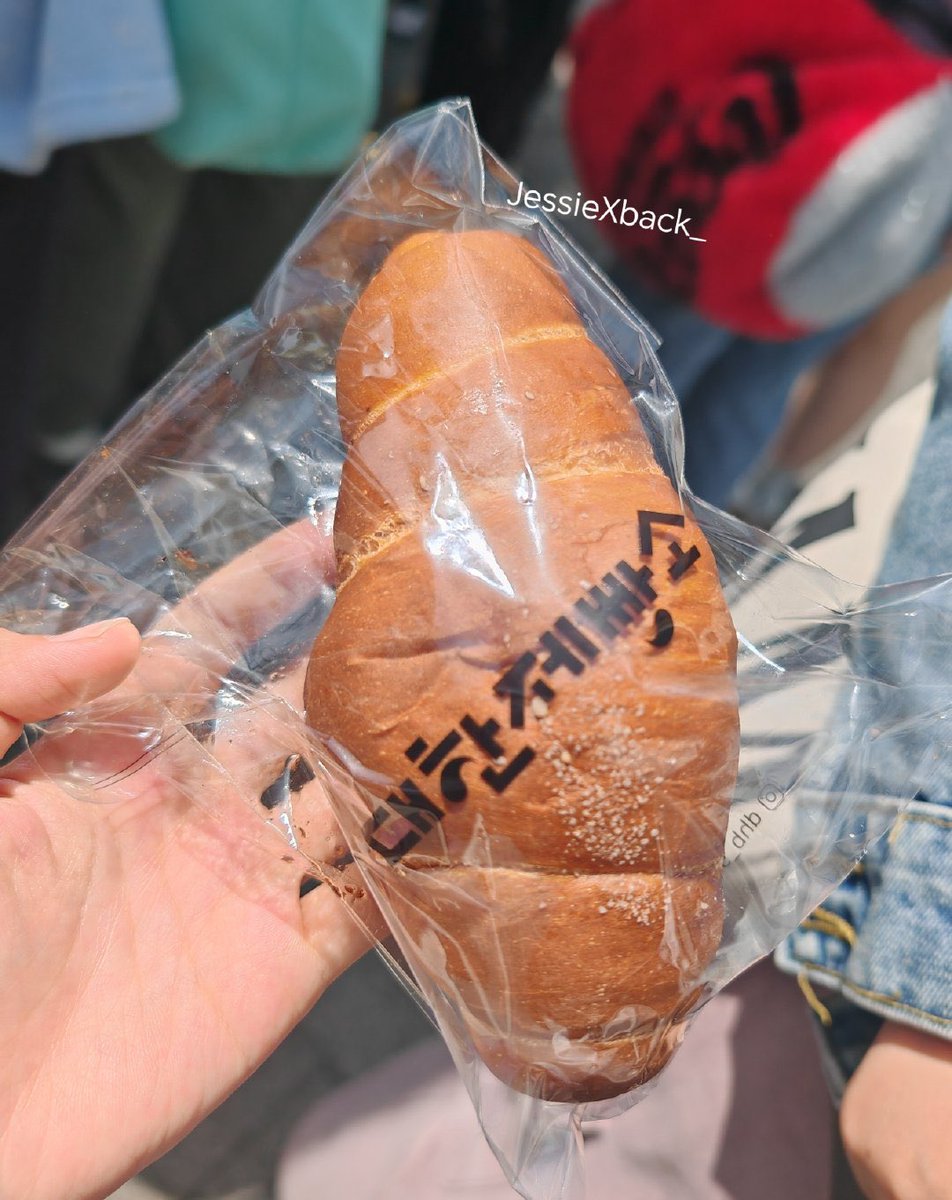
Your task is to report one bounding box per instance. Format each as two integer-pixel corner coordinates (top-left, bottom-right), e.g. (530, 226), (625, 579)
(568, 0), (952, 337)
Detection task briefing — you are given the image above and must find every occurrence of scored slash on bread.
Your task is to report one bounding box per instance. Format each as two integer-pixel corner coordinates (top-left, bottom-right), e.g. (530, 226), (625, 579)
(306, 229), (739, 1103)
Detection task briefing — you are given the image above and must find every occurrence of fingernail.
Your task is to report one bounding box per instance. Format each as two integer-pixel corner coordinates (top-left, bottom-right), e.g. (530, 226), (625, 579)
(58, 618), (136, 643)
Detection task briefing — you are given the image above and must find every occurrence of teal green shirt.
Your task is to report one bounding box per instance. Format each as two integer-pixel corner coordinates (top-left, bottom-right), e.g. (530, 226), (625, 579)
(155, 0), (386, 173)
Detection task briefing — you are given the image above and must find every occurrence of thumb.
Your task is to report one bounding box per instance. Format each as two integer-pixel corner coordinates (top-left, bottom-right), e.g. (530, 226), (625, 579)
(0, 619), (141, 753)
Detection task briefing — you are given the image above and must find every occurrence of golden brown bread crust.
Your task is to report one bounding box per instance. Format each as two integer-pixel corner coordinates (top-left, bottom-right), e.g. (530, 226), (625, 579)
(306, 229), (739, 1102)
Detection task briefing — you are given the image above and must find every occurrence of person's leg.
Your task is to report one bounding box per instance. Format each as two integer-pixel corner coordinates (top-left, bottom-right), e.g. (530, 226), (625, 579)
(769, 250), (952, 474)
(29, 136), (188, 464)
(0, 167), (58, 539)
(123, 168), (334, 401)
(679, 322), (857, 508)
(419, 0), (574, 158)
(930, 285), (952, 419)
(616, 270), (735, 400)
(610, 270), (854, 508)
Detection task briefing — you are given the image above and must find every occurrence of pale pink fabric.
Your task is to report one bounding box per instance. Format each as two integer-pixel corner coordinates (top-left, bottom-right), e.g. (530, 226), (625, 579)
(276, 962), (833, 1200)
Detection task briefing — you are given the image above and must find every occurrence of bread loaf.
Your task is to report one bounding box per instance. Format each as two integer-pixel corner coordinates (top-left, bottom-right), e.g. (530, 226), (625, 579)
(305, 229), (739, 1102)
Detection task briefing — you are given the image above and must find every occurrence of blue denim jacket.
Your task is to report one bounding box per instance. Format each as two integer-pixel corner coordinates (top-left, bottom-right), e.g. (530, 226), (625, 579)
(775, 309), (952, 1080)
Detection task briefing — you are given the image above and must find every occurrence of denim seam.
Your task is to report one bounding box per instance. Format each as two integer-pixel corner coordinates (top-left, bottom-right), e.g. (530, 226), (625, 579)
(794, 959), (952, 1027)
(893, 812), (952, 831)
(802, 907), (858, 946)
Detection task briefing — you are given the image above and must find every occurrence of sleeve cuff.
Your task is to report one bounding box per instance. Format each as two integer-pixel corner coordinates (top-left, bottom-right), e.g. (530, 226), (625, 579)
(777, 794), (952, 1041)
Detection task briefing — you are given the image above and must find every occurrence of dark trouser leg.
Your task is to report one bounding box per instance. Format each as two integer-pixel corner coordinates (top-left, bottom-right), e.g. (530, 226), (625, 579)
(124, 168), (333, 402)
(31, 136), (188, 447)
(0, 167), (58, 538)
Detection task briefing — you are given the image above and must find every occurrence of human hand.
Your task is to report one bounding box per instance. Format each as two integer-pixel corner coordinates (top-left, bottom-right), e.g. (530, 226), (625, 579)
(840, 1019), (952, 1199)
(0, 521), (375, 1200)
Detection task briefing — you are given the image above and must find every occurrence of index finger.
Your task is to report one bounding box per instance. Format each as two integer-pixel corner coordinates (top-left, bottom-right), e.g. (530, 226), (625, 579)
(18, 519), (337, 801)
(159, 516), (336, 648)
(118, 516), (336, 718)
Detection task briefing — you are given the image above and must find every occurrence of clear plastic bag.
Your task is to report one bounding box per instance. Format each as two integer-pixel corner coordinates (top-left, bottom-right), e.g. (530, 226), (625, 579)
(2, 100), (949, 1199)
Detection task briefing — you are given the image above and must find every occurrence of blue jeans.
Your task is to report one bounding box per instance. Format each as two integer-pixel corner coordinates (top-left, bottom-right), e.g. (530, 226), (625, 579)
(618, 273), (858, 506)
